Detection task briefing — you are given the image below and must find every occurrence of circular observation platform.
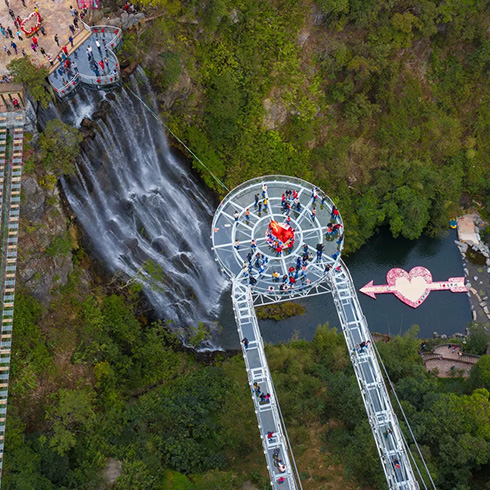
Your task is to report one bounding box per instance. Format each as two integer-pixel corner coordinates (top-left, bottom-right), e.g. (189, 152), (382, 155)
(211, 176), (344, 299)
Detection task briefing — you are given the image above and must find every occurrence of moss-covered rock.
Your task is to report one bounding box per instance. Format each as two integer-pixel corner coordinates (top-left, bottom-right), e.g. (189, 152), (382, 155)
(256, 302), (305, 321)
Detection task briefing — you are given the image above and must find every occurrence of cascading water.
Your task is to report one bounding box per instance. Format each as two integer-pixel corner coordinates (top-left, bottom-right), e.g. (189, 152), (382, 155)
(46, 71), (226, 334)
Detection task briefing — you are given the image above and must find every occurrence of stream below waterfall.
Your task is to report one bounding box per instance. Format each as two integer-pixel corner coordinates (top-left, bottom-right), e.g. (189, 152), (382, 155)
(41, 73), (472, 350)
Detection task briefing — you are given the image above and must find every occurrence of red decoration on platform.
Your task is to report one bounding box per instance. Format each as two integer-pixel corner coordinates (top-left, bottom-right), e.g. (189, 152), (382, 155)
(269, 220), (294, 244)
(20, 11), (41, 37)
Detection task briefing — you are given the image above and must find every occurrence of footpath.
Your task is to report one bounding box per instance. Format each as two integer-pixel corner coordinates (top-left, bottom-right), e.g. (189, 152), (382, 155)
(423, 344), (480, 377)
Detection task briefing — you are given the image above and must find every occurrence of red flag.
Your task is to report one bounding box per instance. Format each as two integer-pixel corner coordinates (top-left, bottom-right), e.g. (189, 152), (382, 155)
(269, 220), (294, 243)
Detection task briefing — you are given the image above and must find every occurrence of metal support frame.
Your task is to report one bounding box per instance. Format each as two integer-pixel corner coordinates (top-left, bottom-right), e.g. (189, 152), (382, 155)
(331, 260), (419, 490)
(232, 278), (300, 490)
(214, 175), (420, 490)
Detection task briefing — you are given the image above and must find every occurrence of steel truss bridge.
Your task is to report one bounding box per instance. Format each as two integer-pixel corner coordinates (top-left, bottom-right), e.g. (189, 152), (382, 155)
(211, 176), (420, 490)
(0, 107), (25, 485)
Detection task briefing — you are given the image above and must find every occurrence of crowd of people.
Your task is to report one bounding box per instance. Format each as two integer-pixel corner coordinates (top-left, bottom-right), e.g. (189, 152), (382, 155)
(230, 182), (346, 290)
(1, 0), (89, 79)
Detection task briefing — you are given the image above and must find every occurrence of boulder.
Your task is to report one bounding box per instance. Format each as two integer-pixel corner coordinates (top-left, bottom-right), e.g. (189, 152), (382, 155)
(22, 176), (46, 221)
(80, 117), (97, 130)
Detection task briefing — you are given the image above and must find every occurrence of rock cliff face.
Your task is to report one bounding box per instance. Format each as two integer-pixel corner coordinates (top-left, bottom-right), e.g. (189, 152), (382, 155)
(18, 173), (73, 308)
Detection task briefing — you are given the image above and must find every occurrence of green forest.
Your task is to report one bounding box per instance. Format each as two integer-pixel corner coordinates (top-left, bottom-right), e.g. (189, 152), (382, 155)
(6, 0), (490, 489)
(120, 0), (490, 252)
(5, 270), (490, 489)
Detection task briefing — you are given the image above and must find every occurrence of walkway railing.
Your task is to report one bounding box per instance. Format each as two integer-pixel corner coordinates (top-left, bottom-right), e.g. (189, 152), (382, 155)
(51, 23), (122, 97)
(331, 260), (419, 490)
(232, 277), (301, 490)
(0, 111), (24, 486)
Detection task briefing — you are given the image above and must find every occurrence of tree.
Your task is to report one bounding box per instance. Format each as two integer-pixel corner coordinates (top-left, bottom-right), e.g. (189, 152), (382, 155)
(468, 355), (490, 392)
(48, 388), (96, 456)
(7, 57), (52, 108)
(38, 120), (82, 176)
(465, 322), (490, 355)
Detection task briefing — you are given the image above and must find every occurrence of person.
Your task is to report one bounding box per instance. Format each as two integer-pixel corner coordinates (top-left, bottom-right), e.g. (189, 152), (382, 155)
(54, 34), (59, 46)
(62, 44), (68, 55)
(267, 431), (274, 440)
(47, 54), (53, 65)
(234, 210), (239, 221)
(278, 477), (285, 484)
(30, 42), (36, 52)
(254, 193), (259, 207)
(68, 35), (73, 47)
(263, 197), (268, 211)
(259, 393), (266, 403)
(316, 243), (323, 260)
(12, 98), (19, 109)
(262, 182), (267, 197)
(268, 285), (274, 293)
(40, 46), (46, 56)
(278, 463), (286, 473)
(249, 276), (257, 286)
(393, 458), (400, 469)
(234, 239), (239, 250)
(40, 25), (46, 36)
(242, 338), (249, 349)
(272, 271), (279, 282)
(32, 36), (38, 46)
(70, 5), (76, 16)
(331, 205), (339, 221)
(96, 39), (102, 51)
(245, 208), (250, 223)
(73, 16), (79, 28)
(21, 47), (27, 56)
(69, 24), (75, 35)
(251, 239), (256, 251)
(10, 40), (16, 54)
(311, 208), (316, 220)
(16, 30), (22, 40)
(384, 428), (393, 439)
(359, 340), (371, 353)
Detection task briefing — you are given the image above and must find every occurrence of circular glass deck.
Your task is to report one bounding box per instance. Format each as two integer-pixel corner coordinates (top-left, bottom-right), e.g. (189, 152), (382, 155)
(211, 176), (343, 298)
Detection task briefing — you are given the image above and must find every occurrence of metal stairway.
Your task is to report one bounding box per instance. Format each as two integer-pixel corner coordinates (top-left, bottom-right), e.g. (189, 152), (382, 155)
(0, 110), (25, 483)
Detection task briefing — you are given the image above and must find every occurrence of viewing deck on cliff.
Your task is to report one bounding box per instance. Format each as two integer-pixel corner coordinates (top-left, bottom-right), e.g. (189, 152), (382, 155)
(48, 24), (123, 99)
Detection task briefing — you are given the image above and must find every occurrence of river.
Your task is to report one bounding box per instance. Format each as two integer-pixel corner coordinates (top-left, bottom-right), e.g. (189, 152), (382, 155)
(216, 227), (472, 349)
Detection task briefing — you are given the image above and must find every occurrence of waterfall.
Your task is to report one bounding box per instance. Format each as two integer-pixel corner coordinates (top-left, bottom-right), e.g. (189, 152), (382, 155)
(47, 71), (226, 333)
